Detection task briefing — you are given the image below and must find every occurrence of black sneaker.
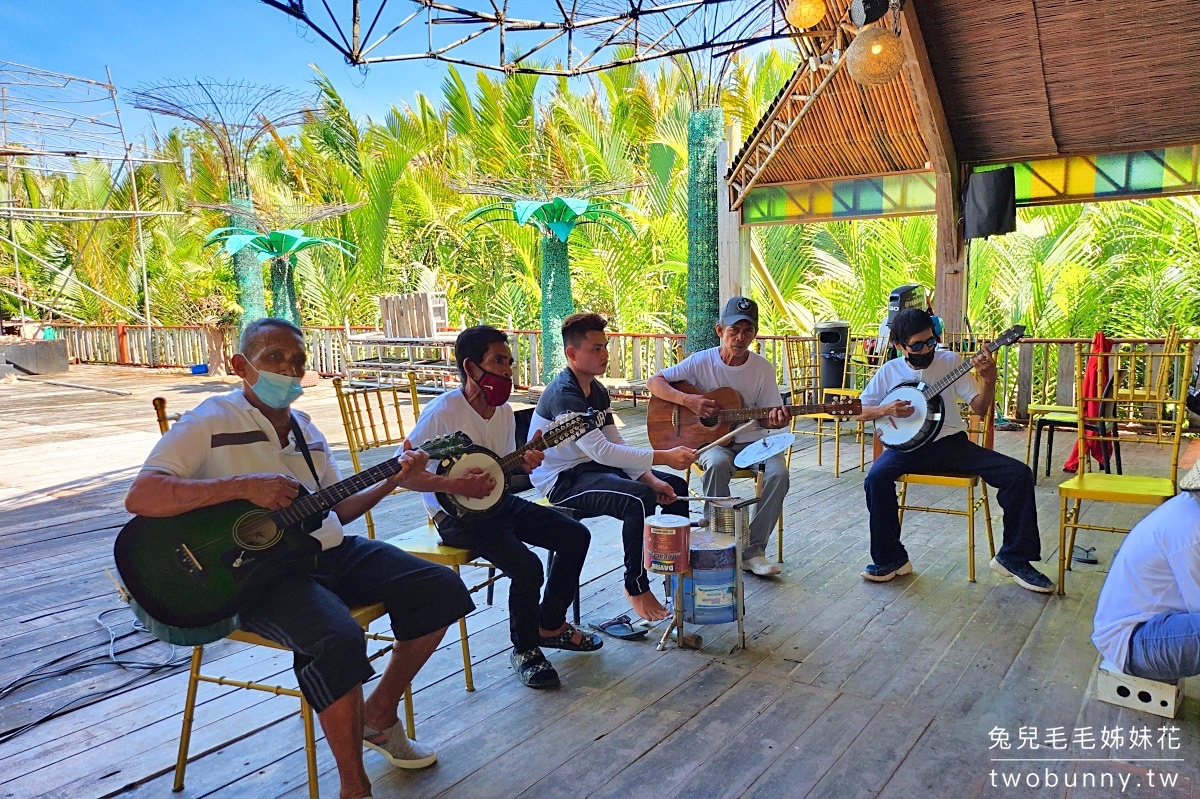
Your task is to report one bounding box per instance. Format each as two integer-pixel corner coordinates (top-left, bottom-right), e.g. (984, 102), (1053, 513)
(510, 647), (560, 688)
(990, 556), (1054, 594)
(861, 559), (913, 582)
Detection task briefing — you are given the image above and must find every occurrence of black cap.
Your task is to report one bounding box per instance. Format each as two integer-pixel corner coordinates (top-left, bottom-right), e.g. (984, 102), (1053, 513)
(720, 295), (758, 327)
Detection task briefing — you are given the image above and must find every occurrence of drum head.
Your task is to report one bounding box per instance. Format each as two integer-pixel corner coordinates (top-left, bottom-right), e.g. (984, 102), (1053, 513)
(875, 385), (929, 447)
(444, 451), (506, 512)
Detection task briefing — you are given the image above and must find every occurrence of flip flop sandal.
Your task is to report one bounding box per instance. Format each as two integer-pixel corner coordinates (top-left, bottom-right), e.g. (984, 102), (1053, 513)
(540, 622), (603, 651)
(587, 614), (648, 641)
(1072, 545), (1099, 565)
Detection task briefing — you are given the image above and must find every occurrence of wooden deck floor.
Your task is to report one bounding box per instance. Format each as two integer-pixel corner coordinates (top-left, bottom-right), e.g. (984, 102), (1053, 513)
(1, 365), (1197, 799)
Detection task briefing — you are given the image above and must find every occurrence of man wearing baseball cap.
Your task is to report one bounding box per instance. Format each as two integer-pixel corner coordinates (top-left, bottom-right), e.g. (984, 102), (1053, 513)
(647, 295), (791, 577)
(1092, 462), (1200, 682)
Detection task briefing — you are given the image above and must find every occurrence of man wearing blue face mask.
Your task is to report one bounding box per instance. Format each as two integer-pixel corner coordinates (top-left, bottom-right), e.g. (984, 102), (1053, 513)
(125, 318), (473, 799)
(404, 325), (600, 690)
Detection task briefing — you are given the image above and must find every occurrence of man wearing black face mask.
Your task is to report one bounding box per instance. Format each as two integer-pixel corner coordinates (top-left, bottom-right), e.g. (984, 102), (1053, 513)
(404, 326), (600, 690)
(854, 309), (1053, 593)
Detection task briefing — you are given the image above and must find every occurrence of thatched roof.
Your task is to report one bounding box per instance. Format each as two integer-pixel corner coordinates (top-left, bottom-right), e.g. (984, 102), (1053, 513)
(729, 0), (1200, 207)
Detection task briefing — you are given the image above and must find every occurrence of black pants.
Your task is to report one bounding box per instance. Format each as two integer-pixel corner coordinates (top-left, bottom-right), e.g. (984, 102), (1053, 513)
(436, 494), (590, 652)
(240, 535), (474, 712)
(549, 465), (688, 596)
(864, 432), (1043, 567)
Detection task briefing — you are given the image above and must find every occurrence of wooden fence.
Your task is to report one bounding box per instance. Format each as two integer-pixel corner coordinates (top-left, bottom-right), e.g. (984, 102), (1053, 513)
(48, 323), (1193, 421)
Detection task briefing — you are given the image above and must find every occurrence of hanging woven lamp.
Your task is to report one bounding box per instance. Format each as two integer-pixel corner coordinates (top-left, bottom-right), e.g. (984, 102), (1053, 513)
(785, 0), (826, 30)
(846, 25), (905, 85)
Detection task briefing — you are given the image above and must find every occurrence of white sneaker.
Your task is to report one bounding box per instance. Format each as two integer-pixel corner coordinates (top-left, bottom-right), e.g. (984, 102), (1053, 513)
(742, 555), (781, 577)
(363, 721), (437, 769)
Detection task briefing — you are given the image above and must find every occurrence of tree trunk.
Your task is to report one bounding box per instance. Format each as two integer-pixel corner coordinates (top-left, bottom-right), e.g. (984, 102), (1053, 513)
(270, 255), (301, 325)
(540, 234), (574, 384)
(685, 106), (724, 354)
(227, 183), (266, 330)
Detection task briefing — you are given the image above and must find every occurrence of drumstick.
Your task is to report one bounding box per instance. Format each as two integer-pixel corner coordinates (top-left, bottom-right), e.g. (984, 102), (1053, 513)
(694, 421), (758, 457)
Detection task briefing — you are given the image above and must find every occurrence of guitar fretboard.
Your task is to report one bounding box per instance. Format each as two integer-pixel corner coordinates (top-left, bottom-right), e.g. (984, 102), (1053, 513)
(272, 457), (406, 529)
(718, 403), (845, 422)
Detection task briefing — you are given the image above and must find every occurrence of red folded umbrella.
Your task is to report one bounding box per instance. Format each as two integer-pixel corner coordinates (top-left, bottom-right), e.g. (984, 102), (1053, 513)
(1063, 331), (1113, 473)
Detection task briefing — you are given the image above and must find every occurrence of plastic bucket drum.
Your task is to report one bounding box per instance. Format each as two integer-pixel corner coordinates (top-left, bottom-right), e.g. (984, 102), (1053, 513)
(669, 530), (738, 624)
(643, 513), (691, 573)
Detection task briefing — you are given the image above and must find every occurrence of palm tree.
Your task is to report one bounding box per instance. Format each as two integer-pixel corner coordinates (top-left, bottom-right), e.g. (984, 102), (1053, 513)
(203, 227), (356, 324)
(463, 195), (636, 382)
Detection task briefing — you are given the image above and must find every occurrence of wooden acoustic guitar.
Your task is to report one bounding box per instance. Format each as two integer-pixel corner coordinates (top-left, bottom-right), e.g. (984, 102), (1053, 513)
(113, 433), (471, 646)
(646, 381), (860, 450)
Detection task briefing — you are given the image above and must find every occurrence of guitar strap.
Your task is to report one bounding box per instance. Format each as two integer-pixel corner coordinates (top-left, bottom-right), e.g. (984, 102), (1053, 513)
(288, 414), (322, 488)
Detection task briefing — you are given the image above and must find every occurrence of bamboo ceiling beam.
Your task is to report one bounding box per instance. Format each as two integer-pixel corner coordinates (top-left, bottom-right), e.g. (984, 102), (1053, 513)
(898, 0), (965, 327)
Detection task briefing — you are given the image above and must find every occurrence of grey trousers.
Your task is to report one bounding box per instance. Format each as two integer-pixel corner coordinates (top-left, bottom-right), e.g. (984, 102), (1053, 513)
(697, 444), (789, 560)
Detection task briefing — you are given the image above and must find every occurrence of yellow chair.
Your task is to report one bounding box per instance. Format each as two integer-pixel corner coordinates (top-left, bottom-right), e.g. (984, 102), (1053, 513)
(1057, 342), (1194, 595)
(784, 335), (859, 477)
(334, 375), (495, 692)
(893, 409), (997, 582)
(150, 398), (413, 799)
(1114, 326), (1182, 443)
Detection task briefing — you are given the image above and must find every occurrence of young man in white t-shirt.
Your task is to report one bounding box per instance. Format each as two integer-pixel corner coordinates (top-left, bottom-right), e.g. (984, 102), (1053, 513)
(1093, 463), (1200, 680)
(855, 308), (1053, 593)
(647, 295), (791, 576)
(404, 326), (600, 690)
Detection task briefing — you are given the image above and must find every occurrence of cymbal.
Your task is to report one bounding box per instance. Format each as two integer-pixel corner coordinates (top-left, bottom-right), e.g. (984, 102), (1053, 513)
(734, 433), (796, 468)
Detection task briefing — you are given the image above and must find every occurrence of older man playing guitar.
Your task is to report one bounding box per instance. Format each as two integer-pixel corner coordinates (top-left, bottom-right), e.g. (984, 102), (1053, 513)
(647, 296), (791, 577)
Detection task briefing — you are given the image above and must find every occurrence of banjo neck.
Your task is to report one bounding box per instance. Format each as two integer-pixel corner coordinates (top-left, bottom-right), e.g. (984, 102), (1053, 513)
(494, 412), (603, 475)
(918, 339), (1005, 400)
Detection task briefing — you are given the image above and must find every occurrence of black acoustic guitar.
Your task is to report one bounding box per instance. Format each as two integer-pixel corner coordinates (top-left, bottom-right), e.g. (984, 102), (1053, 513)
(113, 433), (470, 646)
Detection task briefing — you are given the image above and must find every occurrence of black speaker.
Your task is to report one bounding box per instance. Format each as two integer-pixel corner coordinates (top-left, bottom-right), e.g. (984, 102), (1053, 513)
(850, 0), (890, 27)
(963, 167), (1016, 240)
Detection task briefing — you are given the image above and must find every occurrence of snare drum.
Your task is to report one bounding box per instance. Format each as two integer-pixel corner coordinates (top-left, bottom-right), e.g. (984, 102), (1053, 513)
(643, 513), (691, 573)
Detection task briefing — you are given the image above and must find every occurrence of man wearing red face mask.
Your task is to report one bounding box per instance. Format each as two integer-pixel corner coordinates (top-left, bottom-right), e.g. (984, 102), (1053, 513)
(404, 326), (600, 689)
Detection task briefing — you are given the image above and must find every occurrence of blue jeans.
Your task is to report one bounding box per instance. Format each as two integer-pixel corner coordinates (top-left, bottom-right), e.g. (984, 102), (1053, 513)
(863, 432), (1042, 567)
(1128, 612), (1200, 681)
(549, 464), (689, 596)
(437, 494), (590, 653)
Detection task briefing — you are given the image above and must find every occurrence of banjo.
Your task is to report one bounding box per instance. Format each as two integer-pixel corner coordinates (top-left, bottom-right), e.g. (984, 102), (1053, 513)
(430, 409), (604, 518)
(876, 325), (1025, 452)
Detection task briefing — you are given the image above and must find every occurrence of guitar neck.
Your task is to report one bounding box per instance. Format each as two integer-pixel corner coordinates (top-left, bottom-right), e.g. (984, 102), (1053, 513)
(718, 403), (835, 422)
(922, 340), (1004, 399)
(273, 457), (405, 528)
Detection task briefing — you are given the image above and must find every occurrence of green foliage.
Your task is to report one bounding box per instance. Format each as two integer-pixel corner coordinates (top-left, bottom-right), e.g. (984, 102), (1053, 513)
(0, 50), (1196, 350)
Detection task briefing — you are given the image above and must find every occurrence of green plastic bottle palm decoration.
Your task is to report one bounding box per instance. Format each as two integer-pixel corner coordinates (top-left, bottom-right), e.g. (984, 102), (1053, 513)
(204, 228), (356, 325)
(464, 196), (636, 383)
(686, 106), (724, 353)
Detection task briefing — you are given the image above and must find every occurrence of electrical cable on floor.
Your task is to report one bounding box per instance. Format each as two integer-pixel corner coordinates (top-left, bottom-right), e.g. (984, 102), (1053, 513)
(0, 606), (191, 745)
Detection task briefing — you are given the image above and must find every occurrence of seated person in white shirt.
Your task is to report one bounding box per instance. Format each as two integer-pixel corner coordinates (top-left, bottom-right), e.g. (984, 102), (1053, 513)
(646, 295), (790, 577)
(124, 318), (473, 799)
(854, 309), (1053, 593)
(1093, 463), (1200, 682)
(403, 326), (600, 690)
(529, 312), (697, 622)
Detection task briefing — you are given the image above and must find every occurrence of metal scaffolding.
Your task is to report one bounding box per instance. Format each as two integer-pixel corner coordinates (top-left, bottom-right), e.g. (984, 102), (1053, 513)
(0, 60), (177, 328)
(258, 0), (809, 77)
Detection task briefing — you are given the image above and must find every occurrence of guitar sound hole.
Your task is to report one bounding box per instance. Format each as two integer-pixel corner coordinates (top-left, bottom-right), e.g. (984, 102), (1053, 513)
(234, 512), (282, 550)
(700, 415), (720, 428)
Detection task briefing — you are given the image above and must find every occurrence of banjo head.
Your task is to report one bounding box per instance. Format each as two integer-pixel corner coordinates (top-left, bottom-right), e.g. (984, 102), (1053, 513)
(436, 449), (507, 514)
(875, 384), (940, 449)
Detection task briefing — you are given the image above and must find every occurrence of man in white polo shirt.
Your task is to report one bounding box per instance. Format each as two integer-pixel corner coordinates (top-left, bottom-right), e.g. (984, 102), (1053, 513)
(1093, 462), (1200, 681)
(124, 318), (473, 799)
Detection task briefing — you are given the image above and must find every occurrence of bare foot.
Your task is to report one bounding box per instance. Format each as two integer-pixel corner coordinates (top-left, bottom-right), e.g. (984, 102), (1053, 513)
(626, 589), (670, 621)
(339, 772), (371, 799)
